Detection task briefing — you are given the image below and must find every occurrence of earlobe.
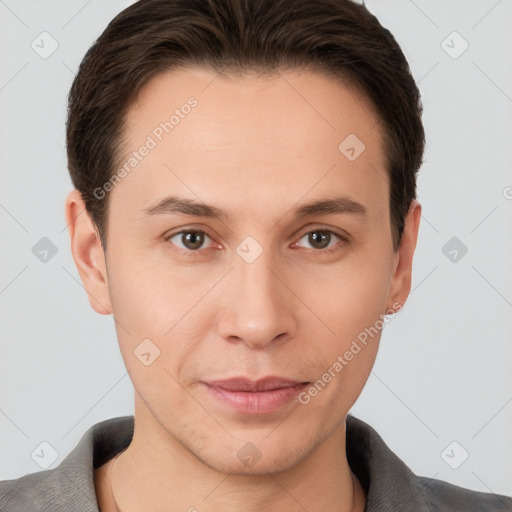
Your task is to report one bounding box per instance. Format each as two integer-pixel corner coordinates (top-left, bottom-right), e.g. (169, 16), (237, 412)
(64, 189), (113, 315)
(385, 199), (422, 313)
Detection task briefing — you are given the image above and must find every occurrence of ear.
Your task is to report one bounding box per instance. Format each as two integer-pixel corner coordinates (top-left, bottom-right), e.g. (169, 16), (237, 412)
(385, 199), (422, 313)
(64, 189), (113, 315)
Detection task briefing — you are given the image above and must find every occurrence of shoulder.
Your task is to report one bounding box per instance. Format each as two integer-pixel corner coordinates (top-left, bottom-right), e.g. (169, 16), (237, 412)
(345, 414), (512, 511)
(416, 475), (512, 511)
(0, 415), (133, 512)
(0, 468), (68, 511)
(0, 460), (100, 512)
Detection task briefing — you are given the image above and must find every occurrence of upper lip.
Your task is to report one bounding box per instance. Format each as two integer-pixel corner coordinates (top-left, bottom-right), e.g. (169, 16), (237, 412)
(205, 377), (308, 392)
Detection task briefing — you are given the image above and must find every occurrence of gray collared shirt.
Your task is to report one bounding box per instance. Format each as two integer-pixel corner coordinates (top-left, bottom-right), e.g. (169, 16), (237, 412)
(1, 414), (511, 511)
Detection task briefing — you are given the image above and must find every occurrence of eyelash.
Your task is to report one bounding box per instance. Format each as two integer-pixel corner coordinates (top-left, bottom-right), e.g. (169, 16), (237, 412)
(165, 227), (348, 257)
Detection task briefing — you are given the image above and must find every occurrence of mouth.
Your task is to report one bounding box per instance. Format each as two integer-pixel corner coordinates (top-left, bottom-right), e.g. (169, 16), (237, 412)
(202, 377), (310, 414)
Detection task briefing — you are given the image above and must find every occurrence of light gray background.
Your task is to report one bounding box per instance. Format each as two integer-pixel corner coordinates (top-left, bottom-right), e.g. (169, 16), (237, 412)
(1, 0), (511, 498)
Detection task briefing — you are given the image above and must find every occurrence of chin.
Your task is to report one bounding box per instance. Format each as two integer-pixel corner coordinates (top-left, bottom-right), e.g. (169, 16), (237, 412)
(202, 448), (305, 476)
(190, 430), (322, 476)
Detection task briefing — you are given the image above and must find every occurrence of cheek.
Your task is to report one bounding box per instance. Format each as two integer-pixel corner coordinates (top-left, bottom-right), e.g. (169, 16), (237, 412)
(296, 285), (383, 416)
(106, 253), (217, 385)
(300, 251), (393, 343)
(107, 248), (197, 333)
(292, 248), (392, 395)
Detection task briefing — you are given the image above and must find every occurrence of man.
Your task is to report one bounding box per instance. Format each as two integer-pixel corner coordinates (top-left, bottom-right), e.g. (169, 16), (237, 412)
(1, 0), (511, 510)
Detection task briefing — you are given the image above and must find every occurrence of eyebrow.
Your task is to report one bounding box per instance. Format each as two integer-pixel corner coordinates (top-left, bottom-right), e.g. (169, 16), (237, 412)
(140, 194), (367, 221)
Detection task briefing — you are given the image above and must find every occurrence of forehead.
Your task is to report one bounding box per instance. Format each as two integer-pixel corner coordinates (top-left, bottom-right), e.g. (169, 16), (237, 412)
(126, 66), (382, 149)
(114, 66), (388, 225)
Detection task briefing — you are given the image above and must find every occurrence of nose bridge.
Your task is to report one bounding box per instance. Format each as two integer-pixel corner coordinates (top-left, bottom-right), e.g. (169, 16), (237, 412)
(220, 240), (294, 347)
(238, 248), (278, 300)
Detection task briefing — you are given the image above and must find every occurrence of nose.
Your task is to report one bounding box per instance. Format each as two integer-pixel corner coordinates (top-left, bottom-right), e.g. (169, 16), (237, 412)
(216, 247), (297, 349)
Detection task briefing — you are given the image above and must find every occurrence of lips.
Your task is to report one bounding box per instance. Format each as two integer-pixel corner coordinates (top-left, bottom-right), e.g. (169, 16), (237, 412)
(207, 377), (306, 392)
(203, 377), (309, 414)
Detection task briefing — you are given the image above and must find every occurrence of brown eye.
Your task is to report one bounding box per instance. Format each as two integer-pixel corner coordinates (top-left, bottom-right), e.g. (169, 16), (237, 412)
(308, 231), (331, 249)
(296, 229), (345, 252)
(167, 230), (212, 251)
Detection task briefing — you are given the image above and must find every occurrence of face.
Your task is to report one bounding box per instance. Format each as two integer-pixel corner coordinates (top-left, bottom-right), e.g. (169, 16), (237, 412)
(67, 66), (420, 475)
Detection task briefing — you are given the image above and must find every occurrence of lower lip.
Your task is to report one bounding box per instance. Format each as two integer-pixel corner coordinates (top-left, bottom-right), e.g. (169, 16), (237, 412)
(204, 383), (308, 414)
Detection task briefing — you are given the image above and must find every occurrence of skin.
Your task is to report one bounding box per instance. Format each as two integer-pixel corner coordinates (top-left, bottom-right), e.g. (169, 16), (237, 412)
(65, 67), (421, 512)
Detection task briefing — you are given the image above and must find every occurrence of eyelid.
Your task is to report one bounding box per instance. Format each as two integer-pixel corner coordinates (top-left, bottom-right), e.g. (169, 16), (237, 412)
(165, 225), (350, 255)
(165, 228), (218, 255)
(292, 226), (349, 252)
(294, 225), (350, 242)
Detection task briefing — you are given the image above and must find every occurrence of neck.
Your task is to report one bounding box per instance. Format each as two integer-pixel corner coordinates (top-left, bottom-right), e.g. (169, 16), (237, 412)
(110, 399), (366, 512)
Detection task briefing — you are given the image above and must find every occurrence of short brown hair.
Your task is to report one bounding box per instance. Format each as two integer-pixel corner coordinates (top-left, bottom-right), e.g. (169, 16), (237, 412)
(66, 0), (425, 253)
